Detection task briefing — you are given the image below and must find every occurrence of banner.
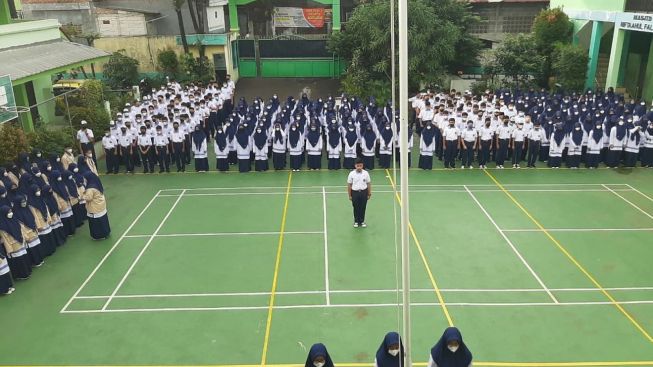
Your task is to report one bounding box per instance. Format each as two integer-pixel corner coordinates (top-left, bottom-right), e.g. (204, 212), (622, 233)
(616, 12), (653, 33)
(273, 7), (325, 28)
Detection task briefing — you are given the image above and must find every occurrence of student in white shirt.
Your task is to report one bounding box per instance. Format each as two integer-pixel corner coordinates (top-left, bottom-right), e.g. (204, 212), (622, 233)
(442, 119), (460, 169)
(526, 121), (544, 168)
(117, 126), (135, 173)
(101, 128), (118, 174)
(153, 125), (170, 173)
(478, 119), (494, 169)
(494, 118), (511, 168)
(170, 121), (186, 172)
(137, 125), (155, 174)
(76, 120), (96, 163)
(460, 121), (478, 169)
(347, 158), (372, 228)
(510, 122), (525, 168)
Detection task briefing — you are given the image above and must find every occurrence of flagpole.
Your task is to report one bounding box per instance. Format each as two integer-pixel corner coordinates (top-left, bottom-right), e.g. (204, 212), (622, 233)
(398, 0), (411, 366)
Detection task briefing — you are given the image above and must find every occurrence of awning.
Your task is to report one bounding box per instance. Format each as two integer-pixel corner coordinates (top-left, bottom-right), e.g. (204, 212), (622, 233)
(0, 41), (111, 84)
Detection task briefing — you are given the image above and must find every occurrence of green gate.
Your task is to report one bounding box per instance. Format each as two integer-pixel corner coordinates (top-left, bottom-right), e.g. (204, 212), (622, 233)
(234, 37), (345, 78)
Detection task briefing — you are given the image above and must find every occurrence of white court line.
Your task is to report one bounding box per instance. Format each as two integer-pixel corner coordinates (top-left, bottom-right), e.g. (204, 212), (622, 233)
(464, 185), (558, 303)
(59, 190), (162, 314)
(502, 228), (653, 233)
(155, 188), (633, 198)
(60, 300), (653, 314)
(626, 184), (653, 203)
(602, 184), (653, 220)
(322, 186), (330, 306)
(71, 286), (653, 300)
(123, 231), (323, 238)
(100, 189), (188, 311)
(157, 183), (631, 192)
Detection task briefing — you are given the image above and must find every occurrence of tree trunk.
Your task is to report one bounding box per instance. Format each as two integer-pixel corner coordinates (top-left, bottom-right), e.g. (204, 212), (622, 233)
(176, 8), (190, 53)
(187, 0), (200, 31)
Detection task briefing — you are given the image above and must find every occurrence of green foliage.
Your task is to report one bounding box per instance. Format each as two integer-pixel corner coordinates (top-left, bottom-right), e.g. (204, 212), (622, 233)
(329, 0), (479, 97)
(26, 127), (76, 156)
(157, 48), (180, 78)
(68, 106), (111, 135)
(532, 7), (573, 54)
(79, 79), (105, 106)
(103, 50), (140, 89)
(484, 34), (546, 90)
(0, 123), (30, 166)
(552, 43), (589, 92)
(179, 53), (214, 84)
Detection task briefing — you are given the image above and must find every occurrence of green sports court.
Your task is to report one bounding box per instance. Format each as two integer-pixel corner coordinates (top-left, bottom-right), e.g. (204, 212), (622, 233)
(2, 167), (653, 366)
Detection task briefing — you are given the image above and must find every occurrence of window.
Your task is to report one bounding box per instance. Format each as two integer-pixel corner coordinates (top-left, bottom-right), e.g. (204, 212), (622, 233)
(102, 20), (111, 24)
(625, 0), (653, 13)
(502, 15), (534, 33)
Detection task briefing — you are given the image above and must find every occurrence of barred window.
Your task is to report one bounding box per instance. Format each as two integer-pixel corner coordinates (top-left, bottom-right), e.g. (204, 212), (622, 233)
(502, 15), (534, 33)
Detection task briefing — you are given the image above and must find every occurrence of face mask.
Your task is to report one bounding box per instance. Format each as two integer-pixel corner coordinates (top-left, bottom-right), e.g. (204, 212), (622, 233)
(73, 168), (79, 173)
(21, 201), (27, 208)
(388, 349), (400, 357)
(291, 127), (297, 131)
(314, 363), (325, 367)
(56, 157), (61, 162)
(86, 153), (93, 158)
(0, 193), (5, 198)
(36, 153), (42, 157)
(275, 127), (280, 131)
(36, 172), (42, 177)
(575, 127), (581, 131)
(6, 212), (13, 219)
(426, 125), (432, 129)
(47, 166), (52, 171)
(3, 172), (7, 177)
(36, 191), (41, 197)
(66, 149), (73, 154)
(619, 121), (625, 126)
(447, 345), (459, 353)
(256, 129), (262, 133)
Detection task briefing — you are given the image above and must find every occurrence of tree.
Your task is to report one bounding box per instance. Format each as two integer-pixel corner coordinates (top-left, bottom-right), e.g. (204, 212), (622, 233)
(329, 0), (477, 98)
(157, 48), (180, 78)
(103, 50), (140, 89)
(174, 0), (190, 53)
(484, 34), (546, 90)
(532, 7), (573, 87)
(0, 123), (29, 166)
(552, 43), (589, 92)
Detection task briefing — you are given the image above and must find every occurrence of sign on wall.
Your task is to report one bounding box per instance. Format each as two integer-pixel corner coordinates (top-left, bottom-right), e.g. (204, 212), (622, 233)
(616, 12), (653, 33)
(273, 7), (326, 28)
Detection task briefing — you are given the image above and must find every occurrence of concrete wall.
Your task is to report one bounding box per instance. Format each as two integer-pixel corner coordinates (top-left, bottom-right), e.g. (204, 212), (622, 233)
(95, 0), (201, 36)
(0, 18), (61, 48)
(96, 9), (147, 36)
(93, 36), (182, 72)
(550, 0), (626, 12)
(21, 1), (96, 34)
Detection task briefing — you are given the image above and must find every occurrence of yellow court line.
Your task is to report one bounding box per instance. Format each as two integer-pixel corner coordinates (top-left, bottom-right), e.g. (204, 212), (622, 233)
(384, 169), (454, 326)
(483, 169), (653, 344)
(260, 171), (293, 366)
(9, 361), (653, 367)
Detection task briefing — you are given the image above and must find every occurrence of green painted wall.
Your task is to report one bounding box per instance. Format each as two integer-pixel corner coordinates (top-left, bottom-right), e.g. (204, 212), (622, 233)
(550, 0), (625, 12)
(643, 41), (653, 103)
(259, 59), (343, 78)
(238, 60), (257, 77)
(32, 75), (57, 126)
(12, 84), (33, 131)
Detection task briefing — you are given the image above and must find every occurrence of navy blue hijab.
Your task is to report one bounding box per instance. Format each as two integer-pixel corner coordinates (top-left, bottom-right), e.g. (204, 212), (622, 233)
(304, 343), (335, 367)
(615, 120), (627, 140)
(571, 122), (583, 146)
(430, 327), (472, 367)
(77, 155), (92, 174)
(0, 187), (10, 208)
(328, 124), (341, 148)
(26, 184), (48, 222)
(253, 127), (267, 149)
(41, 185), (60, 216)
(62, 170), (78, 199)
(345, 125), (358, 146)
(363, 125), (376, 150)
(193, 127), (207, 150)
(289, 125), (301, 148)
(12, 195), (37, 230)
(553, 124), (565, 145)
(50, 170), (71, 201)
(380, 123), (393, 144)
(307, 125), (321, 146)
(592, 123), (603, 144)
(0, 167), (14, 191)
(236, 125), (250, 148)
(83, 171), (104, 193)
(421, 124), (436, 146)
(0, 205), (23, 243)
(215, 128), (228, 151)
(375, 332), (404, 367)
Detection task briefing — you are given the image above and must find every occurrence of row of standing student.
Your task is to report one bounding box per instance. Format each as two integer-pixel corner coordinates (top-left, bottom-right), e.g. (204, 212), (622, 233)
(0, 156), (110, 296)
(306, 328), (472, 367)
(414, 118), (653, 170)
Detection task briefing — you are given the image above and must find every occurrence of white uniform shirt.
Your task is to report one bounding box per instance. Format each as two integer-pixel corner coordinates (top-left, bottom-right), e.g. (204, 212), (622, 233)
(77, 129), (94, 144)
(347, 169), (371, 191)
(102, 135), (117, 150)
(443, 126), (460, 141)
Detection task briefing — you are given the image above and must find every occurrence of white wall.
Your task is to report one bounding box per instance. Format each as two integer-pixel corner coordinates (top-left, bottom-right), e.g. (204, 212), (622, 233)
(97, 10), (147, 37)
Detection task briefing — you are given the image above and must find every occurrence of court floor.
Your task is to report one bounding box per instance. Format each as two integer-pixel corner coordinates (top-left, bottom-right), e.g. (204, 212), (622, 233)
(2, 168), (653, 366)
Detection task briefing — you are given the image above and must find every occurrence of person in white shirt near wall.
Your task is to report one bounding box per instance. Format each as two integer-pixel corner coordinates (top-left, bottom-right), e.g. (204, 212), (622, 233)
(460, 121), (478, 169)
(347, 158), (372, 228)
(510, 121), (525, 169)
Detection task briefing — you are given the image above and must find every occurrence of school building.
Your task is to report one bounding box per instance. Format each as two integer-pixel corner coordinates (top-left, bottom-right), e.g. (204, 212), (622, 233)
(552, 0), (653, 101)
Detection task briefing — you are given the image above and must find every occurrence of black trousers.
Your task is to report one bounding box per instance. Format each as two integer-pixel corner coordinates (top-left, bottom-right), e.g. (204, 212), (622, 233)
(462, 141), (475, 167)
(351, 189), (368, 224)
(527, 140), (540, 167)
(172, 142), (185, 171)
(105, 148), (118, 173)
(156, 146), (170, 172)
(139, 147), (155, 173)
(444, 140), (457, 168)
(120, 146), (134, 172)
(512, 141), (524, 165)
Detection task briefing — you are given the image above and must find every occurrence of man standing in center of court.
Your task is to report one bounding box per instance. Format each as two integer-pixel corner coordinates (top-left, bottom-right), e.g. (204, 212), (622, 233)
(347, 158), (372, 228)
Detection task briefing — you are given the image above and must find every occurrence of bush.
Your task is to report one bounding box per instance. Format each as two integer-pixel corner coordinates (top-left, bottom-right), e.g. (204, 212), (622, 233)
(552, 43), (589, 93)
(157, 48), (180, 78)
(26, 127), (76, 156)
(103, 50), (140, 89)
(179, 53), (214, 84)
(68, 106), (110, 135)
(0, 123), (30, 166)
